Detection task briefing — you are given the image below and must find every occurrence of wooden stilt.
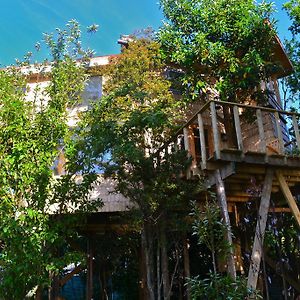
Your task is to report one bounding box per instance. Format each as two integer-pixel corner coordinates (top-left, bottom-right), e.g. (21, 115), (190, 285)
(214, 169), (236, 279)
(276, 170), (300, 228)
(247, 168), (274, 291)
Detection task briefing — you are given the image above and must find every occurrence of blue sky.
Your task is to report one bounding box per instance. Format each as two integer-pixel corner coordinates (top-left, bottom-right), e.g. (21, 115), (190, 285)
(0, 0), (294, 66)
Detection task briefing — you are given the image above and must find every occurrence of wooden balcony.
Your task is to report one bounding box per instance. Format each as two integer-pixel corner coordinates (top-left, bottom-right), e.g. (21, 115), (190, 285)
(166, 100), (300, 171)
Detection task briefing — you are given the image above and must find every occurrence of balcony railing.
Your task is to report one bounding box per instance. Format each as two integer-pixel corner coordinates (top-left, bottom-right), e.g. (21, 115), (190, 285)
(157, 100), (300, 171)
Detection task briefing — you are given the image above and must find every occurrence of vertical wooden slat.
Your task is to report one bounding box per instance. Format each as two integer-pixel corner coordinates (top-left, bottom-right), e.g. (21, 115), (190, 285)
(183, 127), (191, 179)
(247, 168), (274, 291)
(210, 101), (221, 159)
(215, 169), (236, 279)
(274, 112), (285, 154)
(183, 127), (190, 152)
(197, 113), (207, 169)
(276, 171), (300, 228)
(256, 109), (266, 153)
(233, 105), (243, 152)
(292, 114), (300, 150)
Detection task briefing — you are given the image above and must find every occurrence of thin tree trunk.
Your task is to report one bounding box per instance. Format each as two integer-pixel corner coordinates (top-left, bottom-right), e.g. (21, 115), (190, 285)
(157, 243), (161, 300)
(215, 169), (236, 279)
(183, 236), (191, 300)
(142, 223), (156, 300)
(160, 223), (171, 300)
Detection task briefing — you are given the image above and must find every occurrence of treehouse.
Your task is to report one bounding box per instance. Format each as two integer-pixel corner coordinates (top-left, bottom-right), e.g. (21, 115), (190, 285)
(156, 37), (300, 296)
(21, 35), (300, 299)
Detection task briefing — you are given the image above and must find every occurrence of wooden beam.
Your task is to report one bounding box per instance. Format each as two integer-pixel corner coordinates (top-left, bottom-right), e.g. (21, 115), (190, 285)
(247, 168), (274, 291)
(210, 101), (221, 159)
(276, 170), (300, 228)
(197, 113), (207, 169)
(214, 169), (236, 279)
(233, 105), (244, 152)
(256, 109), (266, 153)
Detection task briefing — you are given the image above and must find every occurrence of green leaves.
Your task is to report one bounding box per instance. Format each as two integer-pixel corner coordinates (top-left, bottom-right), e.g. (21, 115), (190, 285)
(159, 0), (277, 104)
(0, 21), (100, 298)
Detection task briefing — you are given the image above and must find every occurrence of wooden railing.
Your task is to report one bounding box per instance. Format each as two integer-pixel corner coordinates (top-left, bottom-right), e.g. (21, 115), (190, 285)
(157, 100), (300, 171)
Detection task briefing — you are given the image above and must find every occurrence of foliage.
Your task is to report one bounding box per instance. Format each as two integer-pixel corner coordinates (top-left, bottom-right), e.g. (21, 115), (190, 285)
(191, 200), (229, 274)
(188, 272), (262, 300)
(158, 0), (278, 104)
(82, 37), (200, 299)
(0, 21), (100, 299)
(82, 38), (196, 219)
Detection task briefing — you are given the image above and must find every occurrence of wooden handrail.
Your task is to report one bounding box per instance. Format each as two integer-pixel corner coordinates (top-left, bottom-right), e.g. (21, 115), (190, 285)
(153, 99), (300, 160)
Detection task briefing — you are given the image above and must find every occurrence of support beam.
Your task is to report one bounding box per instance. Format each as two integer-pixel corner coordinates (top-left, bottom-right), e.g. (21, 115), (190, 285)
(276, 171), (300, 228)
(214, 169), (236, 279)
(247, 168), (274, 291)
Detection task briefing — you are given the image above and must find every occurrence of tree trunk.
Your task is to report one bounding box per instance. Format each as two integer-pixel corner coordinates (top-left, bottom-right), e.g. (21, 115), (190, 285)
(215, 169), (236, 279)
(183, 236), (191, 300)
(142, 223), (156, 300)
(160, 223), (171, 300)
(157, 244), (161, 300)
(86, 237), (94, 300)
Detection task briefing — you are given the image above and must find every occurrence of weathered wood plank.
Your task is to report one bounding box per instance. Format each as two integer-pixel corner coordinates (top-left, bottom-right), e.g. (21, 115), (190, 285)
(215, 169), (236, 279)
(256, 109), (266, 153)
(276, 171), (300, 228)
(247, 168), (274, 291)
(210, 102), (221, 159)
(233, 105), (243, 152)
(197, 113), (207, 169)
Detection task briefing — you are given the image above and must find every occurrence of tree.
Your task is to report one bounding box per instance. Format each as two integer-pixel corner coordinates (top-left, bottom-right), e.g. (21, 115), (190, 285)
(282, 0), (300, 110)
(158, 0), (277, 104)
(82, 38), (199, 300)
(0, 20), (100, 299)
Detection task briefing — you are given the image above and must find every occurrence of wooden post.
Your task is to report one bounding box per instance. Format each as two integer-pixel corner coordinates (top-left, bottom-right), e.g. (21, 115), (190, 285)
(274, 112), (285, 154)
(210, 101), (221, 159)
(276, 171), (300, 228)
(214, 169), (236, 279)
(233, 105), (243, 152)
(292, 114), (300, 149)
(256, 109), (266, 153)
(197, 113), (207, 169)
(247, 168), (274, 291)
